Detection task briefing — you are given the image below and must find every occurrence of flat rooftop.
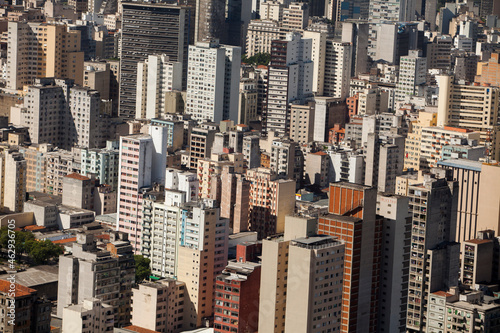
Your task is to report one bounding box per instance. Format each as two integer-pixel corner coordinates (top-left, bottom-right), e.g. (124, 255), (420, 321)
(437, 158), (483, 172)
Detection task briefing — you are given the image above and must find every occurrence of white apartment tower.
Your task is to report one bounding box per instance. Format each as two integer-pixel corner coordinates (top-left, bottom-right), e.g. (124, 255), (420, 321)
(135, 54), (183, 119)
(186, 40), (241, 123)
(395, 50), (427, 102)
(324, 40), (352, 100)
(265, 32), (313, 136)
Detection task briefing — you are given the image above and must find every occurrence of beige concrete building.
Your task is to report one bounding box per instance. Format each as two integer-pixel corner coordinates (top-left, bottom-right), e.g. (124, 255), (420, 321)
(461, 230), (495, 289)
(289, 102), (315, 144)
(246, 167), (296, 238)
(281, 2), (308, 35)
(477, 163), (500, 235)
(303, 30), (326, 96)
(131, 279), (186, 333)
(62, 298), (114, 333)
(245, 19), (280, 57)
(6, 21), (84, 92)
(83, 61), (111, 100)
(0, 148), (27, 213)
(304, 151), (330, 188)
(437, 75), (500, 161)
(404, 110), (438, 171)
(238, 77), (258, 125)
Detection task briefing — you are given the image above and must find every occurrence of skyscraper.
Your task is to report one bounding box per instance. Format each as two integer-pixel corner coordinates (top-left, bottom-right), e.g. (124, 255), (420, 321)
(323, 40), (352, 100)
(195, 0), (226, 42)
(395, 50), (427, 102)
(120, 3), (190, 117)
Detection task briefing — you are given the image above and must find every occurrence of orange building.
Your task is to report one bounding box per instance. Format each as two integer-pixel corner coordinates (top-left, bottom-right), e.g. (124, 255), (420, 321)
(346, 94), (359, 119)
(476, 53), (500, 86)
(318, 182), (382, 333)
(329, 124), (345, 144)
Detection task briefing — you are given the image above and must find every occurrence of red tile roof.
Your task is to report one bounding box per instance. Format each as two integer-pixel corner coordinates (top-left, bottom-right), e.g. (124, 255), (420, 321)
(0, 279), (36, 297)
(52, 237), (76, 244)
(24, 225), (45, 231)
(123, 325), (161, 333)
(433, 291), (453, 297)
(64, 173), (90, 181)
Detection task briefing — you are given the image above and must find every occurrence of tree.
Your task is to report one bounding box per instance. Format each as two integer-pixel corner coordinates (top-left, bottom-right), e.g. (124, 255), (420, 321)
(242, 52), (271, 66)
(24, 240), (63, 265)
(134, 255), (151, 283)
(0, 227), (35, 261)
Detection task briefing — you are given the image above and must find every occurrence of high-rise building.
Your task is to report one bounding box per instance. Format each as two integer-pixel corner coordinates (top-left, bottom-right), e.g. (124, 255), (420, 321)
(135, 54), (183, 120)
(186, 41), (241, 123)
(6, 22), (84, 92)
(461, 230), (495, 289)
(437, 159), (483, 243)
(265, 32), (313, 136)
(259, 215), (345, 333)
(395, 50), (427, 102)
(406, 170), (459, 332)
(426, 35), (453, 70)
(0, 148), (27, 213)
(62, 173), (96, 211)
(318, 182), (382, 333)
(120, 3), (190, 117)
(220, 168), (250, 233)
(476, 163), (500, 236)
(57, 233), (134, 327)
(475, 52), (500, 87)
(437, 75), (500, 161)
(281, 2), (309, 35)
(116, 134), (154, 252)
(80, 141), (120, 191)
(194, 0), (226, 42)
(370, 0), (414, 22)
(303, 30), (327, 96)
(323, 40), (352, 100)
(131, 279), (186, 333)
(245, 19), (281, 57)
(341, 21), (369, 77)
(404, 110), (438, 171)
(246, 167), (296, 239)
(376, 193), (411, 333)
(214, 261), (261, 333)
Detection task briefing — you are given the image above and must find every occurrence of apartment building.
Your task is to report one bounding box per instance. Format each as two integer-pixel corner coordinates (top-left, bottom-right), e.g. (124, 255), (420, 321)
(62, 298), (114, 333)
(0, 148), (27, 213)
(135, 54), (183, 120)
(323, 40), (352, 100)
(186, 41), (241, 123)
(246, 19), (280, 57)
(194, 0), (226, 43)
(220, 168), (250, 233)
(404, 110), (438, 171)
(80, 140), (120, 191)
(246, 167), (296, 239)
(476, 52), (500, 86)
(395, 50), (427, 102)
(197, 153), (244, 202)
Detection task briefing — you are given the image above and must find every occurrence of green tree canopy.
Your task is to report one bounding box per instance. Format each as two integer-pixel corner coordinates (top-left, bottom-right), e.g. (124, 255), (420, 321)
(242, 53), (271, 66)
(134, 255), (151, 283)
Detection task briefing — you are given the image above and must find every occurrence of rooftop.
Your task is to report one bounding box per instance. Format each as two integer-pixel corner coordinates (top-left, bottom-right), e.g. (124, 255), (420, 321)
(0, 279), (36, 297)
(437, 158), (483, 172)
(122, 325), (161, 333)
(0, 266), (58, 288)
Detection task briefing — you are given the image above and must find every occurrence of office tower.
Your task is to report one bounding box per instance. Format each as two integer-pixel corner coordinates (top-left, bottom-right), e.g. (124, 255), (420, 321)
(186, 41), (241, 123)
(259, 215), (344, 333)
(437, 75), (500, 160)
(461, 230), (495, 289)
(406, 170), (459, 332)
(62, 173), (96, 211)
(323, 40), (352, 100)
(318, 182), (382, 333)
(475, 53), (500, 86)
(62, 298), (114, 333)
(265, 32), (313, 136)
(6, 22), (84, 92)
(404, 110), (438, 171)
(57, 233), (134, 327)
(477, 163), (500, 236)
(80, 141), (120, 191)
(437, 159), (483, 243)
(0, 280), (52, 333)
(370, 0), (414, 22)
(195, 0), (226, 42)
(246, 20), (281, 57)
(376, 193), (411, 333)
(120, 3), (190, 117)
(116, 134), (154, 252)
(341, 21), (369, 77)
(426, 35), (453, 70)
(135, 55), (183, 120)
(220, 169), (250, 233)
(177, 200), (229, 329)
(303, 30), (327, 96)
(246, 168), (296, 239)
(214, 261), (261, 333)
(0, 149), (27, 213)
(364, 132), (405, 193)
(131, 279), (186, 333)
(395, 50), (427, 102)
